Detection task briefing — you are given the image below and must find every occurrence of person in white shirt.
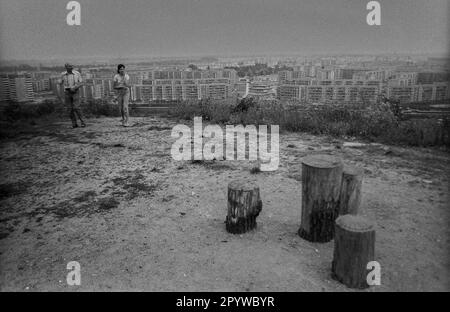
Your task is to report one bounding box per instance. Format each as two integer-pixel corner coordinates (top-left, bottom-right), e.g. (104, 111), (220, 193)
(113, 64), (131, 127)
(59, 63), (85, 128)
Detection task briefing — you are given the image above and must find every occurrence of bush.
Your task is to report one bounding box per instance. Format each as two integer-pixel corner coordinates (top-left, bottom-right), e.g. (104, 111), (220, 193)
(5, 97), (447, 148)
(385, 119), (449, 147)
(83, 100), (121, 118)
(2, 100), (59, 121)
(170, 99), (234, 123)
(1, 99), (124, 122)
(160, 98), (450, 147)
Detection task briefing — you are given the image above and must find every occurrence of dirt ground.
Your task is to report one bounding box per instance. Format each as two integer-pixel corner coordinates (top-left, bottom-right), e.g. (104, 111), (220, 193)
(0, 116), (449, 292)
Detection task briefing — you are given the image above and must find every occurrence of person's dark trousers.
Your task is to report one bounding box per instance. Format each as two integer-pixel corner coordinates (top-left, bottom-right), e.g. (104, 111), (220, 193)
(64, 90), (85, 127)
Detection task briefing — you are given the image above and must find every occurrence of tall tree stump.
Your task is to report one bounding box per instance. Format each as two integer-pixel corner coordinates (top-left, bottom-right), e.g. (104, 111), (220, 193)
(332, 215), (376, 289)
(226, 180), (262, 234)
(298, 155), (343, 242)
(339, 165), (363, 215)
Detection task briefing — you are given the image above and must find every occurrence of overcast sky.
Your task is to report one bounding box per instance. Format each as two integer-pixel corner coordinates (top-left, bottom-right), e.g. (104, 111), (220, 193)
(0, 0), (448, 60)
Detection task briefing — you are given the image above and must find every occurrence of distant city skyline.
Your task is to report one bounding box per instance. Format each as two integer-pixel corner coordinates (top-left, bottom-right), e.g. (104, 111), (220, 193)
(0, 0), (448, 62)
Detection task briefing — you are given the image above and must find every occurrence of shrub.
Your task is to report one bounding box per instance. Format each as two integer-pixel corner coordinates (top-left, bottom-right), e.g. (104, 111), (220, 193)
(84, 101), (121, 118)
(385, 119), (448, 147)
(2, 100), (60, 121)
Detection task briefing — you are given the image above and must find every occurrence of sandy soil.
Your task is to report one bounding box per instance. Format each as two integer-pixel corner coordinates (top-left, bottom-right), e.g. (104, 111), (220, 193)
(0, 116), (449, 291)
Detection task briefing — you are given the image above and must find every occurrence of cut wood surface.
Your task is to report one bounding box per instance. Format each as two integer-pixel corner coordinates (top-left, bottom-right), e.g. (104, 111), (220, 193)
(298, 154), (343, 242)
(339, 165), (363, 215)
(226, 180), (262, 234)
(332, 215), (376, 289)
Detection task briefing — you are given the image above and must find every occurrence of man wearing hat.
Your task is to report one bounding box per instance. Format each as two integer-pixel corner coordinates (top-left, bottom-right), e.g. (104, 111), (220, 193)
(59, 63), (85, 128)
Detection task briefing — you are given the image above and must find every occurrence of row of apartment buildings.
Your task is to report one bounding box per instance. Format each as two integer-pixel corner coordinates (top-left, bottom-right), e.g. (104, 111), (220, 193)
(277, 68), (450, 103)
(278, 79), (450, 104)
(48, 69), (238, 102)
(2, 67), (449, 105)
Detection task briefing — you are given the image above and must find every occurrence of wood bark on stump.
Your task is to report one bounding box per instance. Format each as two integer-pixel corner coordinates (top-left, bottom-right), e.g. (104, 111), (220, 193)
(339, 165), (363, 216)
(332, 215), (376, 289)
(298, 154), (343, 243)
(226, 180), (262, 234)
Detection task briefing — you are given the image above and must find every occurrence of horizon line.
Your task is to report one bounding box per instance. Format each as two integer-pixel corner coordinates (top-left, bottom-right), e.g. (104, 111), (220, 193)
(1, 51), (449, 64)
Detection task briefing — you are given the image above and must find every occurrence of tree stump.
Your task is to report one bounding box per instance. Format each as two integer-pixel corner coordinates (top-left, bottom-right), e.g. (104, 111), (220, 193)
(332, 215), (376, 289)
(298, 154), (343, 242)
(339, 165), (363, 215)
(226, 180), (262, 234)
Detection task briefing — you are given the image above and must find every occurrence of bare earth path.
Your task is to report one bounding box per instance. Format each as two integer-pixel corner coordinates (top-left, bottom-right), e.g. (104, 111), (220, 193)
(0, 116), (449, 291)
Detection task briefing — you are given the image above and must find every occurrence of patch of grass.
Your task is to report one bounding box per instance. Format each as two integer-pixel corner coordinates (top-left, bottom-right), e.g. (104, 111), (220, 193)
(112, 171), (161, 199)
(2, 100), (60, 122)
(189, 159), (233, 171)
(84, 101), (121, 118)
(31, 196), (119, 220)
(206, 162), (233, 171)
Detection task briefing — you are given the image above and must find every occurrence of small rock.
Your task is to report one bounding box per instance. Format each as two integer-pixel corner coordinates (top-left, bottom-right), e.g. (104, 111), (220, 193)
(343, 142), (366, 148)
(423, 180), (432, 184)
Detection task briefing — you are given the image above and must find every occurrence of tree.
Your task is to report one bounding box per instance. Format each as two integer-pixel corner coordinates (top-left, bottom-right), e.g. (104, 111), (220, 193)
(188, 64), (199, 70)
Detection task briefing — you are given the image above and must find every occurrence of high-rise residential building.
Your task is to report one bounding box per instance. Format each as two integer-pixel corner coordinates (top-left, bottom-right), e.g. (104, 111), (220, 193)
(0, 76), (11, 101)
(278, 67), (450, 104)
(387, 82), (450, 103)
(389, 72), (418, 86)
(235, 78), (249, 99)
(61, 68), (237, 103)
(417, 72), (450, 84)
(277, 79), (383, 104)
(126, 69), (237, 102)
(316, 68), (335, 80)
(0, 74), (34, 102)
(32, 78), (50, 92)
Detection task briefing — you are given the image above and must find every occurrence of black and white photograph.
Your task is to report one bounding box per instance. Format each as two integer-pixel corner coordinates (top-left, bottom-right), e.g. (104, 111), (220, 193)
(0, 0), (449, 296)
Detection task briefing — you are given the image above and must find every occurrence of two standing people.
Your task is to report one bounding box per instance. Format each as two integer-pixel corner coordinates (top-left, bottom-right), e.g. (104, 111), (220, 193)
(113, 64), (131, 127)
(60, 63), (132, 128)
